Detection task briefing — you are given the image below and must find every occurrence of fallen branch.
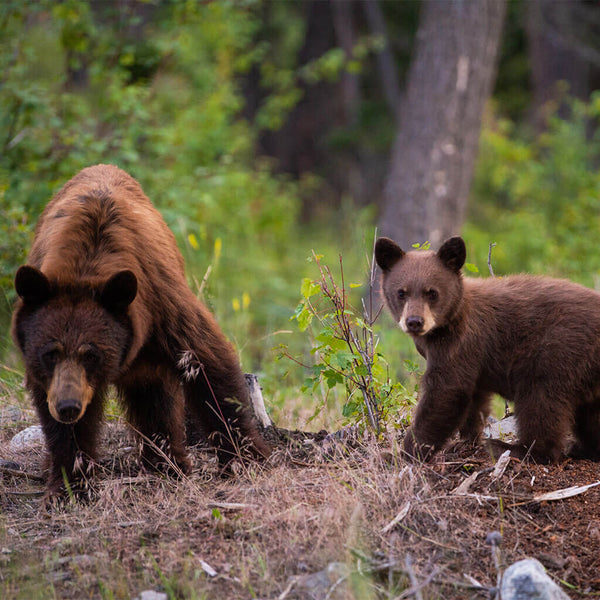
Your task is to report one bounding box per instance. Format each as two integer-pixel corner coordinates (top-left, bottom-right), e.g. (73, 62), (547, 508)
(4, 490), (45, 498)
(245, 374), (273, 429)
(451, 470), (481, 495)
(207, 501), (257, 511)
(0, 464), (44, 482)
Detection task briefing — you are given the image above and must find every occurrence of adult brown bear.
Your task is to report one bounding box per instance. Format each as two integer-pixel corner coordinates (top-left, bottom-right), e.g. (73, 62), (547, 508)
(375, 235), (600, 464)
(12, 164), (270, 502)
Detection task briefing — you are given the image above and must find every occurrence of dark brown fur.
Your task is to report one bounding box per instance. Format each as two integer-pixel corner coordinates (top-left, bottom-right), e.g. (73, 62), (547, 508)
(375, 235), (600, 464)
(12, 165), (270, 502)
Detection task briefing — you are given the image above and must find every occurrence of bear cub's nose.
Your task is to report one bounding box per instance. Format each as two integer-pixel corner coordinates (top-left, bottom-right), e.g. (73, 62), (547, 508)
(56, 399), (82, 423)
(406, 316), (424, 333)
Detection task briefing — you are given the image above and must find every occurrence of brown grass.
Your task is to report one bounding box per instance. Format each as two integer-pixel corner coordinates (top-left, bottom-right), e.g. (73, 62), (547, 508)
(2, 408), (600, 599)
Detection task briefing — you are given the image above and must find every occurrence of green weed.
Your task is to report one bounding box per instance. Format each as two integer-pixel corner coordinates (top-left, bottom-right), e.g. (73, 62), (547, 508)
(280, 249), (418, 435)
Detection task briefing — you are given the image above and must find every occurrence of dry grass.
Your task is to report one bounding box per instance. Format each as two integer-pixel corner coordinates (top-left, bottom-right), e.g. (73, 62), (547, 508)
(2, 410), (600, 599)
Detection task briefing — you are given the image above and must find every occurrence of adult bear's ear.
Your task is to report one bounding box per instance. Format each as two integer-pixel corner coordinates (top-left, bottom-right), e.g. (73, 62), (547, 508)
(15, 266), (52, 306)
(375, 238), (405, 272)
(437, 236), (466, 273)
(100, 270), (137, 312)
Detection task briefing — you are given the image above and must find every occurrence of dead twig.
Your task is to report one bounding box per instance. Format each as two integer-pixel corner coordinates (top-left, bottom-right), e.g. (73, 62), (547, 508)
(207, 501), (257, 511)
(381, 502), (411, 533)
(397, 562), (439, 600)
(402, 554), (424, 600)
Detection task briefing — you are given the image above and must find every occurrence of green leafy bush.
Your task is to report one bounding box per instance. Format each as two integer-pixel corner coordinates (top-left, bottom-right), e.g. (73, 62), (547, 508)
(279, 252), (418, 433)
(467, 95), (600, 286)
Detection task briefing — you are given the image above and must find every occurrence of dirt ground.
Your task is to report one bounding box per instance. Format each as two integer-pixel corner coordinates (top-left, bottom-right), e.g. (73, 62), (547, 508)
(1, 414), (600, 599)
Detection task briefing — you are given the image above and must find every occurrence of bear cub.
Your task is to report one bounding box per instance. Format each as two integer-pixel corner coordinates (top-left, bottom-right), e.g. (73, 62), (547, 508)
(12, 164), (270, 504)
(376, 235), (600, 463)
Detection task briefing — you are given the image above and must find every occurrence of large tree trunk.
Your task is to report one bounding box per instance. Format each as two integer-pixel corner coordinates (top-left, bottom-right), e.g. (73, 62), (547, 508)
(379, 0), (506, 250)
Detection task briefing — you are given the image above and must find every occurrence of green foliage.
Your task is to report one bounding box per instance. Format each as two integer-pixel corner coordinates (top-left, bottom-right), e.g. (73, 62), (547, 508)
(282, 252), (417, 434)
(410, 241), (431, 251)
(0, 0), (389, 396)
(0, 0), (304, 364)
(468, 94), (600, 286)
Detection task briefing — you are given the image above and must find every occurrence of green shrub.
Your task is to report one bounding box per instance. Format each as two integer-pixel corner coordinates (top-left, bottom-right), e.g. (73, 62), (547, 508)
(278, 251), (418, 433)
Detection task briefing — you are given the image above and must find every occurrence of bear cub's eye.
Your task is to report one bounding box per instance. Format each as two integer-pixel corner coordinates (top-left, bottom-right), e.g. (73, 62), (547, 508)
(397, 289), (406, 301)
(425, 289), (439, 301)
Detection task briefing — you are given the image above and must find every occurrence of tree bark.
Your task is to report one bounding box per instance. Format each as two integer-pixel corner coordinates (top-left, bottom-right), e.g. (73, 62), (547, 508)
(526, 0), (600, 129)
(332, 0), (360, 126)
(363, 0), (402, 124)
(378, 0), (507, 250)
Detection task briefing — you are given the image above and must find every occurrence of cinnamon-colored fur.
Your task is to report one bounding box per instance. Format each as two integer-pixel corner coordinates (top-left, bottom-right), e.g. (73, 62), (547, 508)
(376, 235), (600, 464)
(12, 164), (270, 501)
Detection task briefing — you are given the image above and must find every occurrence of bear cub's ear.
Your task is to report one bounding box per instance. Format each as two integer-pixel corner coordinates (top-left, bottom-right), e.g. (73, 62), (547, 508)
(15, 266), (52, 306)
(437, 236), (466, 273)
(375, 237), (405, 272)
(100, 270), (138, 312)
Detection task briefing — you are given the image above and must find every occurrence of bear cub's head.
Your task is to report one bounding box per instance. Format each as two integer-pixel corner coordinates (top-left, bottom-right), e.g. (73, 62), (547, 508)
(13, 266), (137, 424)
(375, 236), (466, 337)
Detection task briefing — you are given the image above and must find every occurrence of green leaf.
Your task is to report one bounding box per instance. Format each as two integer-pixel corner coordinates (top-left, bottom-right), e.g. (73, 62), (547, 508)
(295, 305), (313, 331)
(342, 399), (360, 418)
(315, 331), (347, 351)
(301, 277), (321, 299)
(324, 370), (344, 388)
(411, 241), (431, 251)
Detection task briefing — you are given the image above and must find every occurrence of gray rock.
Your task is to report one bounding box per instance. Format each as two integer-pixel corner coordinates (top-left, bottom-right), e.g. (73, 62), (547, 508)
(0, 405), (23, 425)
(484, 415), (518, 440)
(136, 591), (168, 600)
(500, 558), (571, 600)
(0, 459), (23, 471)
(9, 425), (44, 452)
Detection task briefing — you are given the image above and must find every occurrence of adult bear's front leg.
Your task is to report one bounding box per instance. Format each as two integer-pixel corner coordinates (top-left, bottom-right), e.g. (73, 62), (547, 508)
(32, 385), (102, 505)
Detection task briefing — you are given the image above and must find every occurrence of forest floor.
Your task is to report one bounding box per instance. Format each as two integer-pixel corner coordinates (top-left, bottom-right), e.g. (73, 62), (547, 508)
(1, 408), (600, 600)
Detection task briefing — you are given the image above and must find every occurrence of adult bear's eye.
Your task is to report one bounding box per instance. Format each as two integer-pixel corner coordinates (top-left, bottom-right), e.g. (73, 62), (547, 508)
(79, 344), (102, 370)
(40, 347), (60, 371)
(426, 289), (439, 301)
(397, 289), (406, 300)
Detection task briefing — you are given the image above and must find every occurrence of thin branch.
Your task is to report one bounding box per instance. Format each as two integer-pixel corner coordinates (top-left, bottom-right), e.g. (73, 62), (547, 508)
(487, 242), (496, 277)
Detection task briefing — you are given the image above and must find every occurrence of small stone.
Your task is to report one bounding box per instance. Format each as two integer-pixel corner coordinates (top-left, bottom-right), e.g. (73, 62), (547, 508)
(500, 558), (571, 600)
(136, 591), (168, 600)
(9, 426), (44, 452)
(484, 416), (518, 439)
(485, 531), (503, 546)
(0, 460), (23, 471)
